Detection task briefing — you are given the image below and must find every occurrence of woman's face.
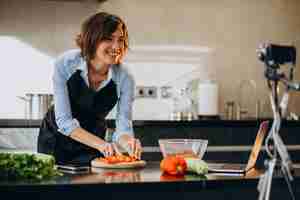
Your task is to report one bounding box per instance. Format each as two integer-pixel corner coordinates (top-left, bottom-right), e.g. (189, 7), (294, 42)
(94, 25), (125, 66)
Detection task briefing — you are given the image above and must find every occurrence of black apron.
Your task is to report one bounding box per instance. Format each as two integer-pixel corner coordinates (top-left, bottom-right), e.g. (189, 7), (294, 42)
(37, 70), (118, 164)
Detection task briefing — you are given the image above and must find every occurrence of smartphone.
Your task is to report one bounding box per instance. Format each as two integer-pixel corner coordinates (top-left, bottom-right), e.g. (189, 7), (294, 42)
(56, 164), (90, 172)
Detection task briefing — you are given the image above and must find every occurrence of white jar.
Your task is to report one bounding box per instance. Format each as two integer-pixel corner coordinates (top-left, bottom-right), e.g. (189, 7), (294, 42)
(197, 80), (219, 116)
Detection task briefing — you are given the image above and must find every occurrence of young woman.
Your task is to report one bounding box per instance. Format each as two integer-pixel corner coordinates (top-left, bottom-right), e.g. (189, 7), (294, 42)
(38, 12), (142, 164)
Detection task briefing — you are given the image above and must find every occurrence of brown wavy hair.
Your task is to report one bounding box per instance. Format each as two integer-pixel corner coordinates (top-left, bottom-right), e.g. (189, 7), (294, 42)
(75, 12), (129, 63)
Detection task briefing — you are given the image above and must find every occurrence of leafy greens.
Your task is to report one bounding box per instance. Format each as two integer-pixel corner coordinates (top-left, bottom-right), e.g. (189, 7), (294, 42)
(0, 152), (62, 180)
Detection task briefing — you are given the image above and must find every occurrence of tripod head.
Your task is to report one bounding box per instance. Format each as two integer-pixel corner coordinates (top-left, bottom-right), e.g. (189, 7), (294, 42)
(257, 43), (299, 90)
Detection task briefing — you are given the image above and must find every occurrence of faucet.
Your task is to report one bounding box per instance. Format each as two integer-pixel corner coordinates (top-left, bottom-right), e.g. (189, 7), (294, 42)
(237, 79), (260, 120)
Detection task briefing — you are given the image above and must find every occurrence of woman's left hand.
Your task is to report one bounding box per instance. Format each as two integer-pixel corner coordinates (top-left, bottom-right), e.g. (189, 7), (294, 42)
(127, 138), (142, 160)
(118, 135), (143, 160)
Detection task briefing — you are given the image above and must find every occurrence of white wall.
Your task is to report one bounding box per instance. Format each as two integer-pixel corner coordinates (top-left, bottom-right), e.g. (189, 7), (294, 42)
(0, 0), (98, 118)
(99, 0), (300, 119)
(1, 0), (300, 119)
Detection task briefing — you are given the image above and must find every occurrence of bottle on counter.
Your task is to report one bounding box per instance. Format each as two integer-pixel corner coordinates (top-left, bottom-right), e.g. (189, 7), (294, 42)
(170, 88), (193, 121)
(170, 89), (182, 121)
(225, 101), (235, 120)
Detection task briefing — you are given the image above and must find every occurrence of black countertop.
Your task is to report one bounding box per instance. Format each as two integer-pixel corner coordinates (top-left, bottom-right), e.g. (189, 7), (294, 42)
(0, 162), (299, 200)
(0, 161), (263, 186)
(1, 118), (300, 128)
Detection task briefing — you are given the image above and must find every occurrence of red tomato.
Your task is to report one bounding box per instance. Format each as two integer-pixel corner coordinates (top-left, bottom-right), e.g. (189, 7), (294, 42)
(160, 155), (187, 176)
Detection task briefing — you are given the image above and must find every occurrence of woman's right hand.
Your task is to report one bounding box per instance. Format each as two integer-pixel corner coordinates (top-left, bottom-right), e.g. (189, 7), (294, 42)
(98, 142), (115, 157)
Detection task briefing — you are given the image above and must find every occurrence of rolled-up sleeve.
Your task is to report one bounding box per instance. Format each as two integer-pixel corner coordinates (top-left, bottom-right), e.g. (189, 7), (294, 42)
(113, 71), (135, 142)
(53, 58), (80, 136)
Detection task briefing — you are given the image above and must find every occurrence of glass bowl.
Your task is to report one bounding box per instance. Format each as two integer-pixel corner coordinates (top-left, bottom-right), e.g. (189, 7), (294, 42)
(159, 139), (208, 159)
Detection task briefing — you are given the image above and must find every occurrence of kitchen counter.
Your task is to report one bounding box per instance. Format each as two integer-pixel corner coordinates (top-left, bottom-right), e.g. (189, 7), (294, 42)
(1, 118), (300, 128)
(1, 162), (300, 200)
(1, 119), (300, 163)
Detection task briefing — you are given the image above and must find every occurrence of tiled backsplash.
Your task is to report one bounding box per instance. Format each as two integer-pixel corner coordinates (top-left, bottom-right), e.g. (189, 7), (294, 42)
(125, 45), (215, 120)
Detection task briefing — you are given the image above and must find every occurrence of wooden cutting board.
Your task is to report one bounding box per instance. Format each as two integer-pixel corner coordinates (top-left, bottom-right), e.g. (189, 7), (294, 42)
(91, 159), (146, 169)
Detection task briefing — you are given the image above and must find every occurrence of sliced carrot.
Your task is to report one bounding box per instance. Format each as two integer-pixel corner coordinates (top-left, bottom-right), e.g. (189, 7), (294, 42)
(99, 155), (138, 164)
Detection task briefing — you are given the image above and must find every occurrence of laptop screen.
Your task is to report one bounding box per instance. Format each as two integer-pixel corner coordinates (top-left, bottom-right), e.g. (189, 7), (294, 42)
(245, 121), (269, 171)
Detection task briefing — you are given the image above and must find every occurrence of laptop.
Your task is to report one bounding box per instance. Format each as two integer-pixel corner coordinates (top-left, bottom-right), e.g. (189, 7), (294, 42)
(207, 120), (269, 174)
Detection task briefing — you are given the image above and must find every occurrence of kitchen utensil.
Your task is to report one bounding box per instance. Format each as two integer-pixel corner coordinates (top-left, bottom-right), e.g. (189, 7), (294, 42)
(159, 139), (208, 159)
(18, 93), (53, 119)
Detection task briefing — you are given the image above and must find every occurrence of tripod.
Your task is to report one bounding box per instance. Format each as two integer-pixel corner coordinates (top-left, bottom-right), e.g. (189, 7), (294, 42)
(257, 65), (296, 200)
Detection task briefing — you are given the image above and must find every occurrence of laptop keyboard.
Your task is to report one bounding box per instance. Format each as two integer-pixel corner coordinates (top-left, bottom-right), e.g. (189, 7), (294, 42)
(208, 163), (246, 170)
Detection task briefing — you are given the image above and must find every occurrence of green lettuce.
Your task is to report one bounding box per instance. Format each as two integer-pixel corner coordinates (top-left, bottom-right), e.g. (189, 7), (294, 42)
(0, 152), (62, 180)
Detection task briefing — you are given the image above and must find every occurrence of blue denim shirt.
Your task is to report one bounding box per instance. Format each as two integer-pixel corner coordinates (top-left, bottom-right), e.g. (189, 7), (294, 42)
(53, 49), (135, 142)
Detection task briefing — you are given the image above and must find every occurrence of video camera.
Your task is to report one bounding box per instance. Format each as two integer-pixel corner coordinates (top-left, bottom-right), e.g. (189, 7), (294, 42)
(257, 44), (296, 67)
(257, 44), (297, 81)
